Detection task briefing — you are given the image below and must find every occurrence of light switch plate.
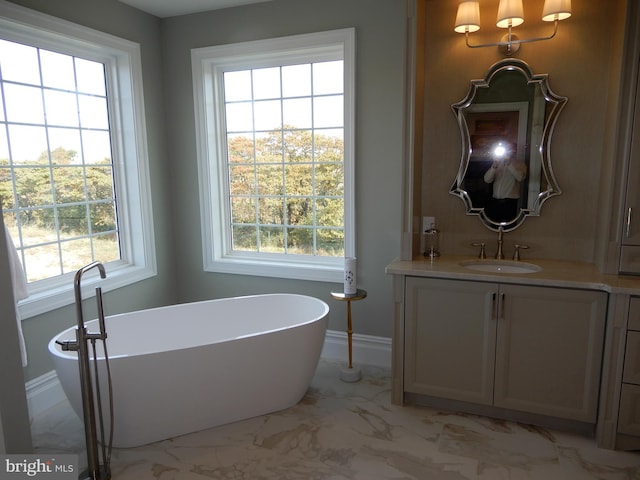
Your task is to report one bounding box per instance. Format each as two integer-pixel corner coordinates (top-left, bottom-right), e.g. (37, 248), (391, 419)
(422, 216), (436, 232)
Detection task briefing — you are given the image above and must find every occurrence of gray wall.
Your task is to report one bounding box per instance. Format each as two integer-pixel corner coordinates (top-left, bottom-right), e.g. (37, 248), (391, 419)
(5, 0), (406, 382)
(161, 0), (405, 337)
(6, 0), (179, 381)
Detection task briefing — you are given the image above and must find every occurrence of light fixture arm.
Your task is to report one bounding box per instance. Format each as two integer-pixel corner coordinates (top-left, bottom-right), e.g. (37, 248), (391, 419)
(463, 20), (559, 49)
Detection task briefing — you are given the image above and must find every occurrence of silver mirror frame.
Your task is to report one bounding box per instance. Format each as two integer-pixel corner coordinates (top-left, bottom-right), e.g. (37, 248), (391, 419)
(450, 59), (567, 232)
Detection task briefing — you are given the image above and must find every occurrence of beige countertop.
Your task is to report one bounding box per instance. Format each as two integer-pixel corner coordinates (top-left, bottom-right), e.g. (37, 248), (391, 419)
(386, 256), (640, 295)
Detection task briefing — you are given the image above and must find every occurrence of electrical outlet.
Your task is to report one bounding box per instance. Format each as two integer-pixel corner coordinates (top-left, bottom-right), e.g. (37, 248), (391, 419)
(422, 216), (436, 232)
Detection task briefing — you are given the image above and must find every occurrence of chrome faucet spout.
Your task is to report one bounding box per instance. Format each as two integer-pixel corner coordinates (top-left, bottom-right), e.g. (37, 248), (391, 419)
(495, 227), (505, 260)
(74, 261), (106, 330)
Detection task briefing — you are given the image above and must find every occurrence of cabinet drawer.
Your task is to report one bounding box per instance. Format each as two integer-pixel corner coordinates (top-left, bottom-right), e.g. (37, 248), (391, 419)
(620, 246), (640, 275)
(623, 331), (640, 385)
(618, 383), (640, 436)
(629, 297), (640, 331)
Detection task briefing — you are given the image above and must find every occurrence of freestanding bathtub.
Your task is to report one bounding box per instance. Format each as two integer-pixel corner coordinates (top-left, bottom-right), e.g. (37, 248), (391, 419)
(49, 294), (329, 448)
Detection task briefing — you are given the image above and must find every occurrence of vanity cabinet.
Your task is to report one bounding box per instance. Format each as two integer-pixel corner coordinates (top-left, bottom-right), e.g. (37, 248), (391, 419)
(616, 1), (640, 274)
(618, 297), (640, 435)
(404, 277), (607, 423)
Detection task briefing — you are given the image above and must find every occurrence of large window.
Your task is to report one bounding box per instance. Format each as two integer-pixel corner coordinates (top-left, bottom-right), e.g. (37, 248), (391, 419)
(192, 29), (355, 281)
(0, 3), (156, 317)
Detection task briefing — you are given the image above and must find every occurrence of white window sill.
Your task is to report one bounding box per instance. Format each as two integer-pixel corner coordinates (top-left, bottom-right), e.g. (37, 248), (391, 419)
(17, 263), (156, 319)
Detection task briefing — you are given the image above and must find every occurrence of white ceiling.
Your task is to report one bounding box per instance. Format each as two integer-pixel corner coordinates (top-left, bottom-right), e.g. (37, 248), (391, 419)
(118, 0), (272, 18)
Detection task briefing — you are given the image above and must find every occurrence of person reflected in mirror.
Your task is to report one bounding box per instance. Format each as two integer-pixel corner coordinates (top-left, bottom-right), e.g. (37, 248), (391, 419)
(483, 142), (527, 222)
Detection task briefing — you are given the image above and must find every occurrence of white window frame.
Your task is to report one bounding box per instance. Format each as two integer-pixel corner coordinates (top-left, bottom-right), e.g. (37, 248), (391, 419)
(192, 28), (355, 282)
(0, 1), (156, 318)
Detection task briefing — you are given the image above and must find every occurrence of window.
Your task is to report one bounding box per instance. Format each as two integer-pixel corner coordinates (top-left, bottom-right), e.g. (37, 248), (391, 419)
(192, 29), (355, 282)
(0, 3), (156, 317)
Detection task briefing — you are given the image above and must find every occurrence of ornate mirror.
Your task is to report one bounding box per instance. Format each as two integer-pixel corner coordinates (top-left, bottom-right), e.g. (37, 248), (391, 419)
(450, 59), (567, 231)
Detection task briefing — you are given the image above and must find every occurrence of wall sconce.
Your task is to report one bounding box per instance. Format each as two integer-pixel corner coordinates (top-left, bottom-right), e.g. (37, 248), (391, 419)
(454, 0), (572, 56)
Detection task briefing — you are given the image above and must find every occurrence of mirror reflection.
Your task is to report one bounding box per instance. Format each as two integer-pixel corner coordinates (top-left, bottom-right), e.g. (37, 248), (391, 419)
(451, 59), (567, 231)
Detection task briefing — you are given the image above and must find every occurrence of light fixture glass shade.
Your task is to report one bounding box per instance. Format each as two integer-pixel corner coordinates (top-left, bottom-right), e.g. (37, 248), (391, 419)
(496, 0), (524, 28)
(454, 1), (481, 33)
(542, 0), (572, 21)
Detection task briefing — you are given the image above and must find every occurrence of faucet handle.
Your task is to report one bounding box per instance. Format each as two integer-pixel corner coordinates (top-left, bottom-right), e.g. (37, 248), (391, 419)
(513, 244), (529, 261)
(471, 242), (486, 259)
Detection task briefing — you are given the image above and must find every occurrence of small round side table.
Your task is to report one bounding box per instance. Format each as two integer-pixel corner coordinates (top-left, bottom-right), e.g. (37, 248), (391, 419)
(330, 288), (367, 382)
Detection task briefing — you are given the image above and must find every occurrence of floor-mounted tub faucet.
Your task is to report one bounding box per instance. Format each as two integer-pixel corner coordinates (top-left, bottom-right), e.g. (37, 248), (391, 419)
(65, 261), (112, 480)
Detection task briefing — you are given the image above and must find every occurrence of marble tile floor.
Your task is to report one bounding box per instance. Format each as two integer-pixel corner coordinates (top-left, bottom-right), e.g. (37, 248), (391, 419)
(32, 360), (639, 480)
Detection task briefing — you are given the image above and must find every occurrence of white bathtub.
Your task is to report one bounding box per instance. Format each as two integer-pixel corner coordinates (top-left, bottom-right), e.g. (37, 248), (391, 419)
(48, 294), (329, 448)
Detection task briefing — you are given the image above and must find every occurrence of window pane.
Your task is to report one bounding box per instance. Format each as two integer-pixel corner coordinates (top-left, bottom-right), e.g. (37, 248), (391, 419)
(256, 165), (282, 195)
(258, 197), (283, 224)
(259, 225), (284, 252)
(0, 40), (40, 85)
(316, 197), (343, 227)
(89, 202), (117, 232)
(24, 243), (62, 282)
(8, 125), (48, 163)
(0, 165), (15, 210)
(4, 84), (44, 124)
(255, 131), (282, 163)
(229, 165), (256, 195)
(286, 197), (313, 225)
(225, 102), (253, 132)
(57, 205), (88, 237)
(15, 169), (52, 207)
(287, 227), (313, 254)
(254, 100), (281, 131)
(224, 70), (252, 102)
(313, 61), (343, 95)
(282, 64), (311, 98)
(232, 224), (257, 251)
(48, 128), (82, 162)
(283, 130), (312, 162)
(227, 134), (254, 163)
(283, 98), (311, 129)
(41, 50), (76, 90)
(44, 90), (79, 127)
(230, 196), (255, 223)
(60, 237), (92, 273)
(316, 163), (344, 196)
(75, 58), (106, 96)
(315, 129), (344, 162)
(314, 95), (343, 128)
(252, 67), (280, 100)
(285, 164), (312, 195)
(93, 232), (120, 262)
(85, 166), (115, 201)
(79, 95), (109, 129)
(317, 227), (344, 256)
(82, 130), (112, 163)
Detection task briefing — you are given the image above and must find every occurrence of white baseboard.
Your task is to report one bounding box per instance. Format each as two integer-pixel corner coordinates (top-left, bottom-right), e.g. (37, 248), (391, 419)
(25, 370), (65, 420)
(26, 329), (392, 418)
(321, 329), (391, 369)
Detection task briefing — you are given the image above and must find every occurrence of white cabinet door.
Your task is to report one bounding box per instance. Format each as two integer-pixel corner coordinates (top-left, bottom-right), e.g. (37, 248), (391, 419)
(404, 277), (497, 405)
(404, 277), (607, 423)
(494, 285), (607, 422)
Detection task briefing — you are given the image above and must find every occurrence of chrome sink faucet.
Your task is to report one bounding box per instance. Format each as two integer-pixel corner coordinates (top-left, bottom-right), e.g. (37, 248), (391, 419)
(495, 226), (505, 260)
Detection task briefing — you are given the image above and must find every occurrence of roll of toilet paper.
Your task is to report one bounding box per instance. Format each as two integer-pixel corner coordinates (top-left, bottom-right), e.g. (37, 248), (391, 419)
(344, 257), (357, 294)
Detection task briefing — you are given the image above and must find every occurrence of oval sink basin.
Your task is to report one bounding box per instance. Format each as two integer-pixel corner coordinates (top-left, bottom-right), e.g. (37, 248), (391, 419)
(459, 259), (542, 274)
